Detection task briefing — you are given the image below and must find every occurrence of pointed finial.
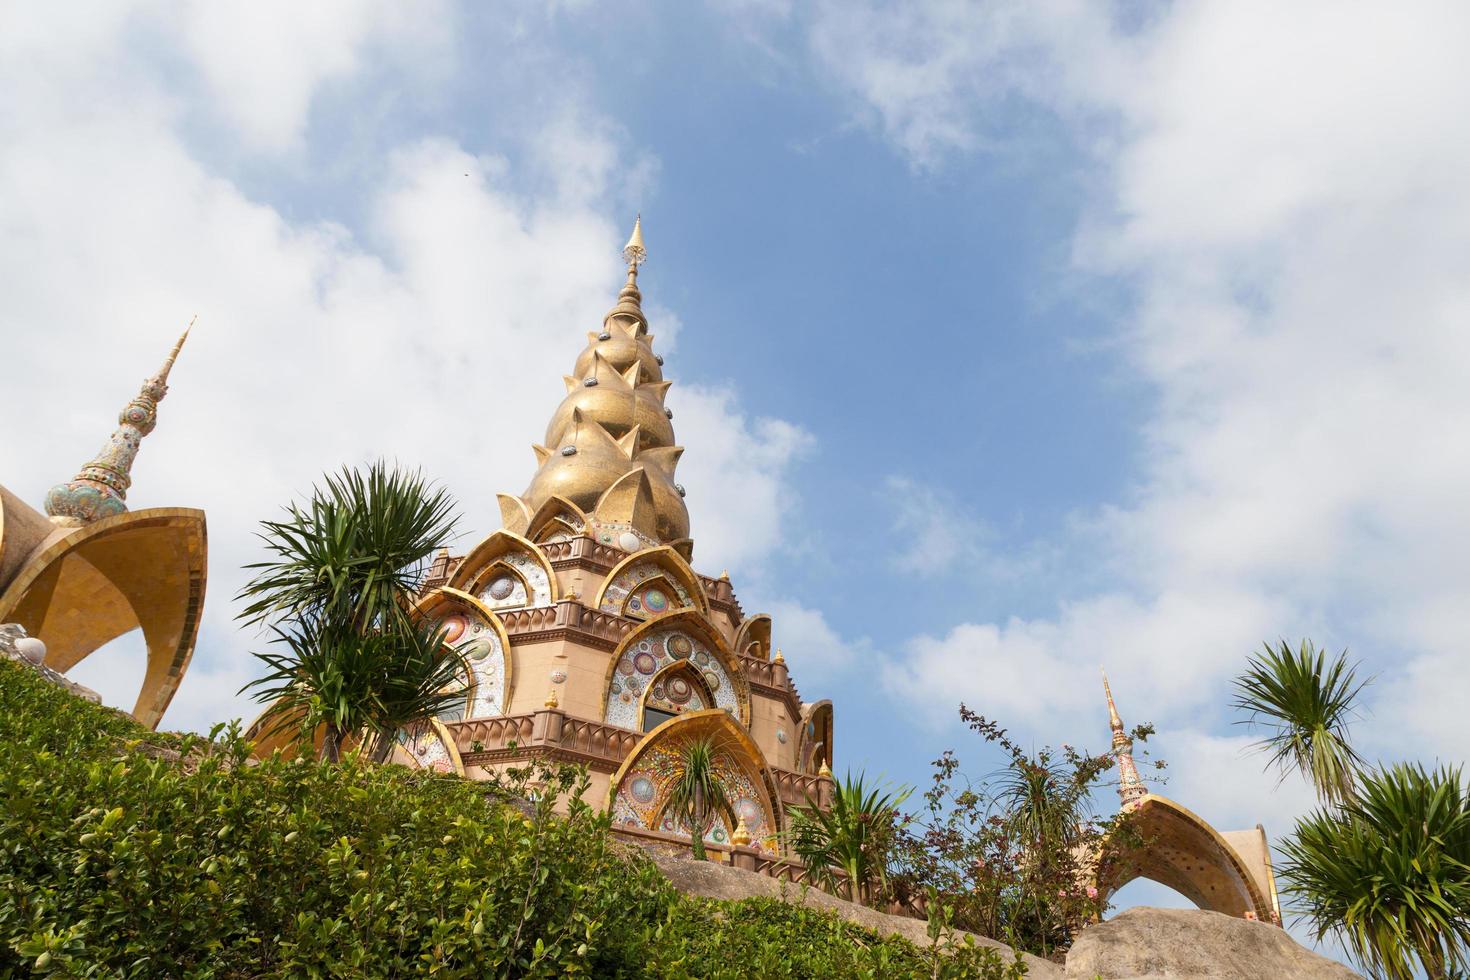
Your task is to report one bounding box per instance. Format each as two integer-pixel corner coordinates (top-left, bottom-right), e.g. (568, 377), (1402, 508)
(731, 815), (752, 847)
(1102, 668), (1124, 733)
(1101, 669), (1148, 807)
(818, 760), (832, 779)
(719, 569), (730, 580)
(622, 214), (646, 268)
(773, 648), (785, 666)
(45, 319), (196, 527)
(544, 688), (559, 710)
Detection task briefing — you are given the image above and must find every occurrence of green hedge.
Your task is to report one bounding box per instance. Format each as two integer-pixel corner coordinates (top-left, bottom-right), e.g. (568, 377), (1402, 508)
(0, 660), (1021, 978)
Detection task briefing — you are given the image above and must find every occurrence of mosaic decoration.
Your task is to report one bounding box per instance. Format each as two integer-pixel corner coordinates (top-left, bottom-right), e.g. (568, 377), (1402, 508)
(589, 521), (657, 553)
(397, 720), (454, 774)
(429, 602), (507, 719)
(474, 550), (553, 610)
(535, 510), (586, 543)
(611, 736), (774, 853)
(604, 629), (739, 729)
(599, 560), (695, 619)
(549, 669), (567, 684)
(643, 665), (710, 716)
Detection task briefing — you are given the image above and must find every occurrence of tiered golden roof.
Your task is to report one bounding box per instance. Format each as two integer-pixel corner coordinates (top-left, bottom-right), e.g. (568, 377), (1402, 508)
(499, 218), (692, 549)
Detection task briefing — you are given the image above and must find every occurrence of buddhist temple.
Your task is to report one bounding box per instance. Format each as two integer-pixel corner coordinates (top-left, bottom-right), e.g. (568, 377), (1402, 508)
(0, 325), (207, 729)
(1095, 673), (1282, 925)
(251, 219), (833, 855)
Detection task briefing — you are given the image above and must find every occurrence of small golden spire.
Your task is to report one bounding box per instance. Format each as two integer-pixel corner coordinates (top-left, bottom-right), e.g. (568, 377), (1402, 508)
(773, 648), (785, 665)
(731, 815), (752, 847)
(719, 569), (730, 580)
(818, 760), (832, 779)
(544, 688), (559, 709)
(622, 214), (646, 268)
(1101, 667), (1124, 733)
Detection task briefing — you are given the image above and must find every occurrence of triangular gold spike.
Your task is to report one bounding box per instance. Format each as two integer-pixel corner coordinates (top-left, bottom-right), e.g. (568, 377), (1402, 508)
(614, 425), (641, 458)
(563, 375), (579, 394)
(637, 445), (683, 476)
(620, 361), (643, 387)
(595, 468), (658, 537)
(532, 444), (552, 466)
(497, 493), (532, 532)
(646, 380), (673, 405)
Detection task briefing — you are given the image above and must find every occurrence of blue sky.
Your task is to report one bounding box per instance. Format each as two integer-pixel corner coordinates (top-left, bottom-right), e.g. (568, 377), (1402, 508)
(5, 0), (1469, 948)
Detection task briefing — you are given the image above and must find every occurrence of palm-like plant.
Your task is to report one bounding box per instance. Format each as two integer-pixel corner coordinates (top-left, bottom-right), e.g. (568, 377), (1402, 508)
(1278, 763), (1470, 980)
(1232, 640), (1368, 805)
(664, 736), (732, 861)
(239, 462), (461, 762)
(789, 773), (911, 907)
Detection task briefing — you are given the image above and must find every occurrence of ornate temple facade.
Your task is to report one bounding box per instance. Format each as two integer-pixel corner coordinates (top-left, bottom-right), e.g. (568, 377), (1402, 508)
(249, 220), (833, 854)
(0, 326), (207, 729)
(1097, 675), (1282, 925)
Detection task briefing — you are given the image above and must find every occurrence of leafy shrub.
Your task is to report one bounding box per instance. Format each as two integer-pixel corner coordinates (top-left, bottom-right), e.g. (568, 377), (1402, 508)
(648, 895), (1024, 979)
(0, 661), (1029, 977)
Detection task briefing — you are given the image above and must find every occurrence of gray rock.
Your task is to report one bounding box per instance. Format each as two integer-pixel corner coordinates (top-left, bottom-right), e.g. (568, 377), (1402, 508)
(0, 622), (103, 704)
(1064, 907), (1360, 979)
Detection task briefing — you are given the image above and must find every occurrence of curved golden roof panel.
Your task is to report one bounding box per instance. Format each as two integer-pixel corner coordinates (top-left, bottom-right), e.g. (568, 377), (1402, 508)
(0, 506), (207, 729)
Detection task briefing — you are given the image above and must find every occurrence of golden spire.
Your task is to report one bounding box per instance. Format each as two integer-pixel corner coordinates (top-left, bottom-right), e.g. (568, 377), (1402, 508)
(507, 217), (691, 547)
(731, 815), (752, 847)
(45, 318), (195, 527)
(1101, 669), (1148, 808)
(623, 213), (646, 267)
(1102, 668), (1124, 733)
(544, 687), (559, 709)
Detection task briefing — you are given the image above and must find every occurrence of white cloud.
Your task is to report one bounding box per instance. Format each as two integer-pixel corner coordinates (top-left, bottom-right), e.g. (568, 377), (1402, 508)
(883, 475), (987, 574)
(812, 0), (1470, 773)
(0, 8), (808, 731)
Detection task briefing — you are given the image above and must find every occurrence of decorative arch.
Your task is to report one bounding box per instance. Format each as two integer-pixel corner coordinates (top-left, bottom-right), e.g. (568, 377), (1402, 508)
(0, 506), (206, 729)
(608, 708), (783, 853)
(734, 613), (773, 660)
(525, 495), (588, 544)
(601, 610), (750, 729)
(390, 717), (465, 775)
(638, 658), (714, 730)
(798, 700), (834, 775)
(594, 545), (708, 620)
(446, 530), (557, 611)
(1096, 794), (1276, 922)
(414, 586), (513, 720)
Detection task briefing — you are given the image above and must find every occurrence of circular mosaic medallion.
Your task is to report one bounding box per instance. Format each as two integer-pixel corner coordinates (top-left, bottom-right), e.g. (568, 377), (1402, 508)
(620, 691), (631, 703)
(633, 651), (658, 675)
(610, 678), (621, 695)
(627, 597), (642, 613)
(625, 676), (643, 694)
(463, 637), (493, 662)
(711, 826), (726, 843)
(702, 670), (721, 692)
(549, 669), (567, 684)
(693, 650), (709, 667)
(665, 634), (694, 659)
(617, 658), (635, 676)
(618, 531), (642, 553)
(651, 685), (666, 702)
(642, 587), (669, 613)
(441, 614), (468, 644)
(776, 728), (787, 744)
(487, 576), (515, 601)
(638, 640), (652, 652)
(667, 675), (693, 704)
(629, 775), (656, 804)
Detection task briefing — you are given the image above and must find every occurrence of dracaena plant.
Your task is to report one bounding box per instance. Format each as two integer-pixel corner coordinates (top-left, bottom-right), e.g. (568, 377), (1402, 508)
(239, 461), (462, 762)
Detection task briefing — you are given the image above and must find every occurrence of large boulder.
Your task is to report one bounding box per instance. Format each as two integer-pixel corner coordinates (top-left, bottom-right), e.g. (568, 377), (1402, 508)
(1064, 907), (1360, 979)
(647, 851), (1064, 978)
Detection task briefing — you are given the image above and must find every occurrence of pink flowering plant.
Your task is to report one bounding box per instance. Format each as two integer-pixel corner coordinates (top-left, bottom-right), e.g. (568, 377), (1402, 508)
(891, 705), (1157, 960)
